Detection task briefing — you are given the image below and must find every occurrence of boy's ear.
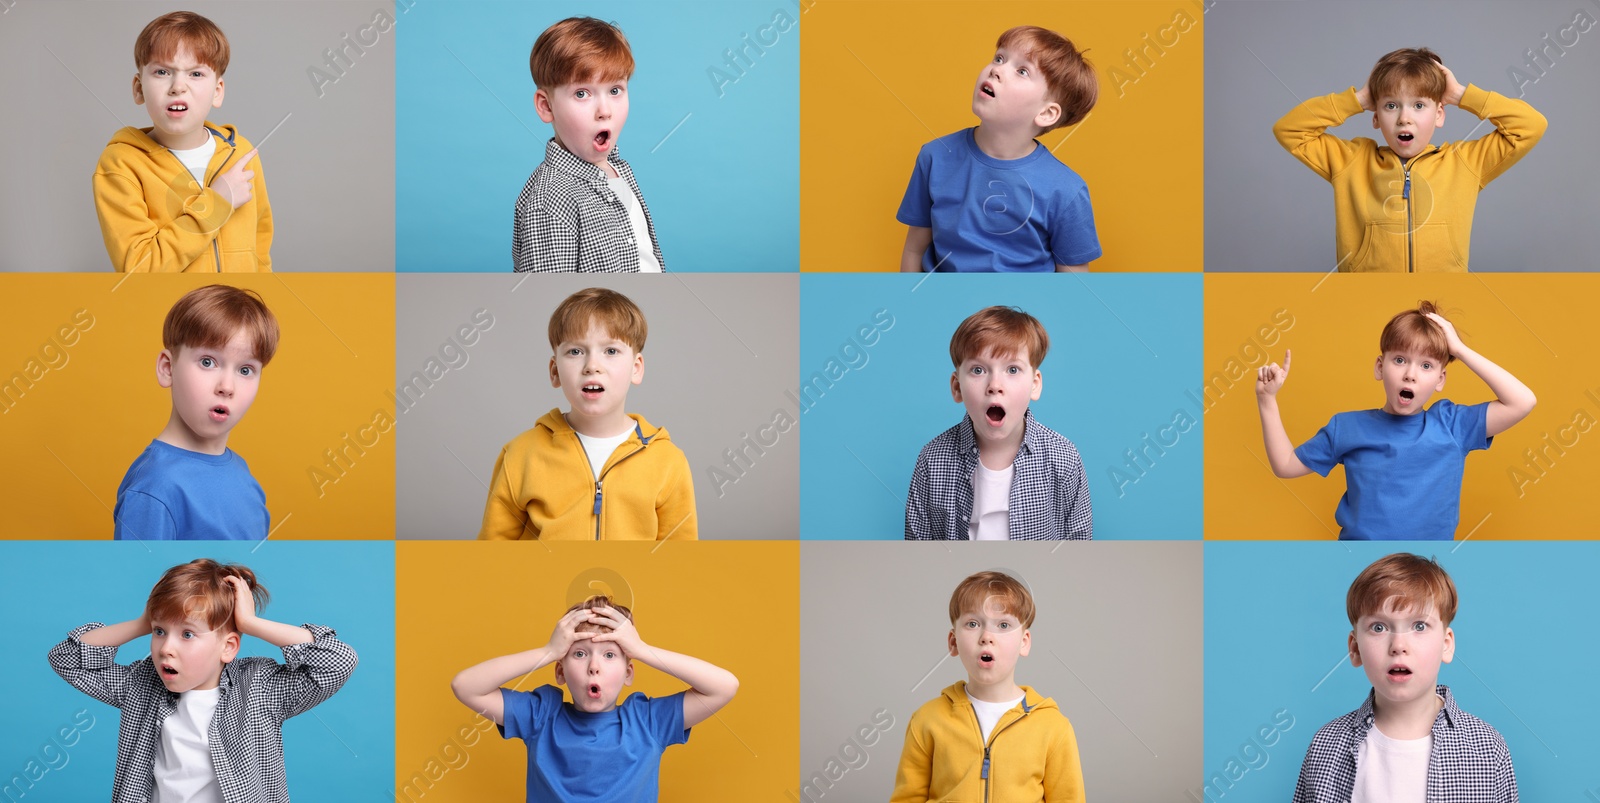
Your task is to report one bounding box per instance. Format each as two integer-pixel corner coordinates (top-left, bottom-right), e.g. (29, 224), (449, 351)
(947, 628), (959, 657)
(1347, 630), (1362, 667)
(212, 76), (225, 109)
(132, 74), (145, 106)
(220, 630), (241, 664)
(549, 356), (561, 388)
(623, 660), (635, 686)
(1435, 368), (1446, 392)
(1441, 626), (1455, 663)
(1033, 101), (1063, 133)
(1373, 355), (1383, 381)
(950, 372), (962, 404)
(630, 352), (644, 386)
(1030, 369), (1043, 402)
(534, 88), (556, 124)
(157, 349), (176, 389)
(1018, 628), (1032, 657)
(1435, 103), (1446, 128)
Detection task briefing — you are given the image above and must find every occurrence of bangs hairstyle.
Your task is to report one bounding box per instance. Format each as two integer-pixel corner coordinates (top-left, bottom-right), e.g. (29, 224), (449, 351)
(1379, 300), (1453, 365)
(996, 25), (1098, 131)
(530, 17), (635, 89)
(1346, 553), (1458, 627)
(949, 571), (1036, 628)
(163, 285), (280, 366)
(135, 11), (230, 75)
(949, 306), (1049, 369)
(145, 559), (269, 632)
(548, 287), (647, 352)
(1367, 47), (1446, 103)
(566, 594), (634, 635)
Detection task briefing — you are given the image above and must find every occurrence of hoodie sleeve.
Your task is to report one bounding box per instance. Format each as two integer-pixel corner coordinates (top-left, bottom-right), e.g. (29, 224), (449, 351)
(888, 713), (933, 803)
(1273, 89), (1367, 181)
(1452, 83), (1546, 189)
(655, 444), (698, 540)
(1042, 716), (1086, 801)
(252, 152), (274, 272)
(478, 445), (534, 540)
(93, 146), (234, 273)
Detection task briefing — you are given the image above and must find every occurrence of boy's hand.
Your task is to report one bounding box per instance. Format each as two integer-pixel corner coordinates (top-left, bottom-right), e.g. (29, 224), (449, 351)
(1435, 60), (1466, 107)
(586, 606), (646, 658)
(224, 575), (258, 636)
(1355, 85), (1373, 113)
(1256, 350), (1291, 398)
(211, 148), (259, 210)
(545, 608), (595, 661)
(1424, 312), (1466, 357)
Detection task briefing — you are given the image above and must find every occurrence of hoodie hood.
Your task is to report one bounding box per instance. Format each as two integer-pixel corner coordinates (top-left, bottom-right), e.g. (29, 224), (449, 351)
(108, 123), (239, 154)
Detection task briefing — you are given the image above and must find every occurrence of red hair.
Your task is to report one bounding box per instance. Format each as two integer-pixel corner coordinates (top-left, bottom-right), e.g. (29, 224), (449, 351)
(949, 306), (1049, 369)
(996, 25), (1097, 131)
(530, 17), (634, 89)
(135, 11), (230, 76)
(145, 559), (268, 633)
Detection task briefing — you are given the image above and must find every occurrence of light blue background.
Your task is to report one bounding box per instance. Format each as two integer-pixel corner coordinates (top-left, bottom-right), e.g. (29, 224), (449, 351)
(396, 1), (799, 272)
(798, 274), (1203, 539)
(0, 542), (394, 800)
(1203, 542), (1600, 802)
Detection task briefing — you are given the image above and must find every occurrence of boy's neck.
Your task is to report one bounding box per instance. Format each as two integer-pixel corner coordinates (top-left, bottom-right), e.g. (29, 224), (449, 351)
(1371, 690), (1443, 740)
(157, 411), (229, 456)
(565, 410), (634, 439)
(973, 419), (1026, 471)
(972, 123), (1039, 161)
(966, 676), (1024, 703)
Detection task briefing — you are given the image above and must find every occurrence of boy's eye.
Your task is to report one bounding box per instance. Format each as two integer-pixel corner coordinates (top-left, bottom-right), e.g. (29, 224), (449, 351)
(153, 627), (165, 636)
(605, 650), (618, 659)
(1370, 622), (1388, 633)
(1421, 362), (1432, 370)
(575, 89), (590, 99)
(1017, 67), (1029, 77)
(200, 357), (215, 368)
(609, 86), (622, 96)
(969, 366), (985, 375)
(1412, 621), (1428, 632)
(997, 621), (1011, 629)
(239, 365), (254, 377)
(1007, 366), (1021, 375)
(566, 348), (582, 356)
(992, 54), (1003, 64)
(182, 630), (196, 639)
(606, 347), (620, 356)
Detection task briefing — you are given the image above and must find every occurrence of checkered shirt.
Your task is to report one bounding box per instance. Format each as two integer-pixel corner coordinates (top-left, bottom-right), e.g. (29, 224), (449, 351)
(904, 409), (1093, 540)
(48, 622), (359, 803)
(1293, 685), (1518, 803)
(512, 138), (666, 273)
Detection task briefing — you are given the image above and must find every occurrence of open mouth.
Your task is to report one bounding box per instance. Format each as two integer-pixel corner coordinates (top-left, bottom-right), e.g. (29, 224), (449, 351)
(1398, 389), (1414, 401)
(587, 682), (602, 699)
(979, 652), (995, 665)
(161, 664), (179, 677)
(1397, 132), (1414, 142)
(594, 130), (611, 150)
(582, 383), (604, 396)
(986, 405), (1006, 424)
(210, 405), (230, 421)
(1388, 665), (1412, 677)
(167, 103), (188, 112)
(980, 82), (995, 98)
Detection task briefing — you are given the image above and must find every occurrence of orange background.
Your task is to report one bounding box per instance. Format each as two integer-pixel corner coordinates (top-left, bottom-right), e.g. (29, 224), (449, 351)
(0, 274), (395, 539)
(800, 0), (1204, 272)
(1205, 273), (1600, 539)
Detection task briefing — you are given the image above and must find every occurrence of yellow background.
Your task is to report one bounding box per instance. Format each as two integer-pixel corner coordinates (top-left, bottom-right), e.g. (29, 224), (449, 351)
(395, 542), (799, 802)
(1205, 274), (1600, 539)
(800, 0), (1204, 272)
(0, 274), (395, 539)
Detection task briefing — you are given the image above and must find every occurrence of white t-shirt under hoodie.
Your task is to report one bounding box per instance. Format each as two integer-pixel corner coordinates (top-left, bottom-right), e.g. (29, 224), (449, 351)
(966, 689), (1024, 745)
(169, 135), (217, 188)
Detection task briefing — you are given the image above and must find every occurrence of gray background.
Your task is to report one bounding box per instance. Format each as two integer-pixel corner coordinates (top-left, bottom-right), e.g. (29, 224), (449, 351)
(0, 0), (394, 271)
(395, 273), (799, 539)
(1206, 0), (1600, 272)
(800, 542), (1203, 801)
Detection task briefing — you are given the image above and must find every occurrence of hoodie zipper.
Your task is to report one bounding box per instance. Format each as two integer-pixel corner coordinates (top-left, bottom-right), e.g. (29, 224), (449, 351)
(970, 697), (1032, 803)
(1400, 150), (1439, 274)
(577, 424), (651, 540)
(167, 131), (235, 272)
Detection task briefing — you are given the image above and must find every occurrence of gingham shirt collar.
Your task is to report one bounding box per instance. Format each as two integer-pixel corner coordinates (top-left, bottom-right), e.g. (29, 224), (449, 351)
(1293, 684), (1519, 803)
(540, 136), (627, 185)
(952, 407), (1046, 459)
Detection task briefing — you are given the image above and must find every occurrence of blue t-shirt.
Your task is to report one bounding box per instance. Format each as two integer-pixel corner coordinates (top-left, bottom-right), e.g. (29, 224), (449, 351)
(113, 439), (269, 541)
(1294, 400), (1492, 540)
(500, 685), (690, 803)
(896, 128), (1101, 272)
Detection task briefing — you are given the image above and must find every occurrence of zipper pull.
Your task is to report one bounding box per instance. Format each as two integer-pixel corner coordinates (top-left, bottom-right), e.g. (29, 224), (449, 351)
(592, 481), (603, 516)
(1403, 172), (1411, 201)
(981, 749), (990, 779)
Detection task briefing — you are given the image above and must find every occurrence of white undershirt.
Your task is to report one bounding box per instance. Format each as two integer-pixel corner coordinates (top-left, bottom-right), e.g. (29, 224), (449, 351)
(605, 175), (662, 272)
(1352, 699), (1440, 803)
(576, 428), (634, 481)
(966, 690), (1024, 745)
(169, 136), (217, 188)
(968, 463), (1013, 540)
(153, 687), (223, 803)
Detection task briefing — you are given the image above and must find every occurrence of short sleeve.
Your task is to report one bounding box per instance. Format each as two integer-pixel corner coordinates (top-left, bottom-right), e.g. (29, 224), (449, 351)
(500, 684), (562, 741)
(1047, 184), (1102, 265)
(1434, 399), (1492, 453)
(895, 146), (934, 228)
(113, 491), (178, 540)
(631, 691), (691, 748)
(1294, 418), (1341, 477)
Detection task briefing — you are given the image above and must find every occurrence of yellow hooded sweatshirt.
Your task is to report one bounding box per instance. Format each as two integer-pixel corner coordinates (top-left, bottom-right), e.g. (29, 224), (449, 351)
(892, 682), (1085, 802)
(478, 409), (698, 540)
(93, 124), (273, 272)
(1273, 84), (1545, 272)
